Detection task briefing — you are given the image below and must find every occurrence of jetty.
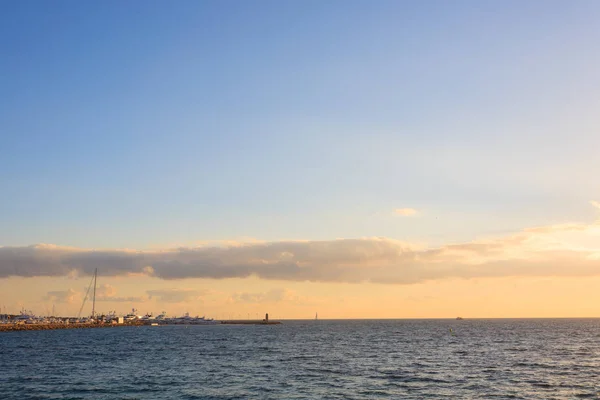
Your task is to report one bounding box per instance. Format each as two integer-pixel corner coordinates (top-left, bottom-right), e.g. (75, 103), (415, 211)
(220, 320), (281, 325)
(220, 313), (280, 325)
(0, 313), (281, 332)
(0, 319), (280, 332)
(0, 321), (145, 332)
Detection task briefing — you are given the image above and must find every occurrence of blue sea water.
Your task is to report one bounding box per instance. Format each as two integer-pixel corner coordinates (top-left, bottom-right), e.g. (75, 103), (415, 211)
(1, 319), (600, 399)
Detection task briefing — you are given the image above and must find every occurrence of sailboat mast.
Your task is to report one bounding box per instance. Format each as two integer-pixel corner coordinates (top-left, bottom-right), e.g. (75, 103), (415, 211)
(91, 268), (97, 319)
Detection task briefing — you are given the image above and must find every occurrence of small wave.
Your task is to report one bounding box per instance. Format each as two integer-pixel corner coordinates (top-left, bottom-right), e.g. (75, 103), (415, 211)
(383, 373), (451, 384)
(527, 381), (554, 389)
(574, 392), (600, 399)
(513, 362), (554, 369)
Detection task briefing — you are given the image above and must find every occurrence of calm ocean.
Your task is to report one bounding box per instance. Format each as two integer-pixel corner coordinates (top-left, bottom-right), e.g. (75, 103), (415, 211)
(1, 319), (599, 399)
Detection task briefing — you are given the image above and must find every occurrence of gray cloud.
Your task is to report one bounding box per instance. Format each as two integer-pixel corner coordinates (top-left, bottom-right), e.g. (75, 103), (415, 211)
(2, 221), (600, 284)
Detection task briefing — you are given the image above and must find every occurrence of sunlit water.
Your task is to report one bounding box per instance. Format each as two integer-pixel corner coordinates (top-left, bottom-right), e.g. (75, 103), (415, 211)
(2, 319), (599, 399)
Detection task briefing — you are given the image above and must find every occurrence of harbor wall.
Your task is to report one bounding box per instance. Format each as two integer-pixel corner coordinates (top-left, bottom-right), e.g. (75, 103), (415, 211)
(0, 319), (282, 332)
(0, 322), (144, 332)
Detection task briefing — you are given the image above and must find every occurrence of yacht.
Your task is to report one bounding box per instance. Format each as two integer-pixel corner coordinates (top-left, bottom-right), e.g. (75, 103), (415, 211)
(15, 309), (38, 324)
(140, 312), (155, 321)
(124, 308), (142, 321)
(170, 313), (217, 325)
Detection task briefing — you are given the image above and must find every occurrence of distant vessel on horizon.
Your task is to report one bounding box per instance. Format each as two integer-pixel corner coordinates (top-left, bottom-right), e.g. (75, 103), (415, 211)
(315, 312), (318, 320)
(456, 317), (464, 320)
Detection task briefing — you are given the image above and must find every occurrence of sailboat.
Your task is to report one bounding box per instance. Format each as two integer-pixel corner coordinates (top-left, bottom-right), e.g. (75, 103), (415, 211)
(77, 268), (98, 321)
(315, 312), (318, 321)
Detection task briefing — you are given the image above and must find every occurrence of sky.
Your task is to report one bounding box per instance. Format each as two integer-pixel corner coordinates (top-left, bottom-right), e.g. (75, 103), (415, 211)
(1, 1), (599, 318)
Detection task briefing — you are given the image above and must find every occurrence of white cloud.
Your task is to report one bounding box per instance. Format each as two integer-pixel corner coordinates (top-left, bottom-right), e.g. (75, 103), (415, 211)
(394, 208), (418, 216)
(44, 289), (80, 304)
(94, 284), (146, 303)
(96, 283), (117, 298)
(590, 200), (600, 210)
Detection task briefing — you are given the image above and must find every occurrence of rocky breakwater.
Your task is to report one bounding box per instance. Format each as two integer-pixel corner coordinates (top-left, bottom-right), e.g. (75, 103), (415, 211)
(0, 322), (144, 332)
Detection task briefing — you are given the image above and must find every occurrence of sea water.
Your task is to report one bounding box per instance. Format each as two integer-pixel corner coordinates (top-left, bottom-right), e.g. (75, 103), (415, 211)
(1, 319), (599, 399)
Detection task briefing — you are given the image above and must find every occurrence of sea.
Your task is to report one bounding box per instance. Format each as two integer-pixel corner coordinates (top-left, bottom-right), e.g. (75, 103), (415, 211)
(1, 319), (599, 399)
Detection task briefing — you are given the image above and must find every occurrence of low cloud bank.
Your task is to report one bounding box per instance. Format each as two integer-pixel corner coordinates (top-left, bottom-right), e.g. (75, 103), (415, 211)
(229, 289), (288, 304)
(44, 289), (80, 304)
(43, 286), (203, 305)
(147, 288), (204, 303)
(5, 220), (600, 285)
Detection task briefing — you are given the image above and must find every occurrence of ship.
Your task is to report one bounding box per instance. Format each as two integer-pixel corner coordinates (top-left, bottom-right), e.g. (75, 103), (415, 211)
(124, 308), (142, 321)
(168, 313), (218, 325)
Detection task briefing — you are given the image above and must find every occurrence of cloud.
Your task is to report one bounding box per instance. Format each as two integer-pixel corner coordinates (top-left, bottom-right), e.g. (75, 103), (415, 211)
(96, 283), (117, 298)
(394, 208), (418, 216)
(97, 296), (146, 303)
(2, 217), (600, 285)
(146, 288), (205, 303)
(94, 284), (146, 303)
(44, 289), (80, 304)
(591, 200), (600, 210)
(229, 288), (289, 304)
(228, 288), (320, 307)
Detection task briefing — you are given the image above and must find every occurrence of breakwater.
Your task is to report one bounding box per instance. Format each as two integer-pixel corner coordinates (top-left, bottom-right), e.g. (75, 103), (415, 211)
(0, 322), (144, 332)
(0, 320), (282, 332)
(220, 320), (281, 325)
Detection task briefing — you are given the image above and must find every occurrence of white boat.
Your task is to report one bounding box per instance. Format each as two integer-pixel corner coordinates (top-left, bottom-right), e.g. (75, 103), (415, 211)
(140, 312), (155, 321)
(124, 308), (142, 321)
(169, 313), (217, 325)
(155, 312), (167, 321)
(15, 309), (40, 324)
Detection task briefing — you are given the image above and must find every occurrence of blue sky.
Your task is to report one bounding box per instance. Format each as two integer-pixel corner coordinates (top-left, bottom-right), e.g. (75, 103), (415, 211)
(1, 1), (599, 248)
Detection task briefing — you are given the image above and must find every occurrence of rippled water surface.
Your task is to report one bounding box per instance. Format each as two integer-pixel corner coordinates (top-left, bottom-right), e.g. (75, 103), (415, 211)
(2, 319), (600, 399)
